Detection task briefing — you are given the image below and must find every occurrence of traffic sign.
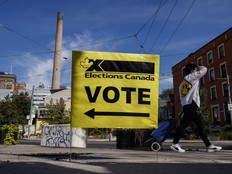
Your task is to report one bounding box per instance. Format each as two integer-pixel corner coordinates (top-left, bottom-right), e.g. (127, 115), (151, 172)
(228, 104), (232, 111)
(71, 51), (160, 128)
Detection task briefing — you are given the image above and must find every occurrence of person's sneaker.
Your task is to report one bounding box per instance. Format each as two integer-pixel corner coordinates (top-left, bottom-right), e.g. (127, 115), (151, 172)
(207, 144), (222, 152)
(170, 143), (185, 153)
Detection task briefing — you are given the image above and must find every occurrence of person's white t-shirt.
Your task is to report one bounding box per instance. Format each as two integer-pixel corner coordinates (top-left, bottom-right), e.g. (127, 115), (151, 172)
(179, 66), (207, 107)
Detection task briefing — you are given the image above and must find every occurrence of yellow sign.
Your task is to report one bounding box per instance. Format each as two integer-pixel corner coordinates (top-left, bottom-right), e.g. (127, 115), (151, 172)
(35, 119), (49, 134)
(71, 51), (160, 128)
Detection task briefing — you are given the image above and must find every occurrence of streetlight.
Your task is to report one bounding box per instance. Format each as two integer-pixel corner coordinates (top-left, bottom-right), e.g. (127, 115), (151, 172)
(218, 74), (232, 125)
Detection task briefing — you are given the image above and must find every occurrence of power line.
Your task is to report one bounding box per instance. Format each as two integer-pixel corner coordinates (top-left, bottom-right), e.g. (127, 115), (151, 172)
(133, 0), (169, 53)
(149, 0), (178, 53)
(17, 67), (71, 82)
(0, 51), (54, 58)
(0, 23), (50, 51)
(140, 0), (168, 53)
(0, 1), (188, 61)
(0, 35), (135, 59)
(0, 50), (190, 61)
(66, 35), (134, 50)
(0, 1), (194, 72)
(134, 0), (166, 37)
(0, 22), (136, 62)
(0, 23), (68, 60)
(159, 0), (196, 54)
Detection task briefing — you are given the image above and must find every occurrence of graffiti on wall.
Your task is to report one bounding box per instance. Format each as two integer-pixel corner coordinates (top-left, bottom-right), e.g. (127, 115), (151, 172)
(41, 124), (70, 147)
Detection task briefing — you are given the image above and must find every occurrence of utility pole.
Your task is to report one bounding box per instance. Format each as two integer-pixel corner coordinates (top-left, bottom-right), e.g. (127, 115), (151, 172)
(226, 74), (232, 125)
(52, 12), (63, 91)
(28, 85), (34, 138)
(219, 74), (232, 125)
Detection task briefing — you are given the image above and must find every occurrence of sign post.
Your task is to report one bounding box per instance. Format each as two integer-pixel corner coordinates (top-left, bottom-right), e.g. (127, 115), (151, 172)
(228, 104), (232, 111)
(71, 51), (160, 129)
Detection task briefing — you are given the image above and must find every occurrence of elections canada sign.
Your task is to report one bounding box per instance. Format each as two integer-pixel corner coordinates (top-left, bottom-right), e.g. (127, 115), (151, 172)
(71, 51), (160, 128)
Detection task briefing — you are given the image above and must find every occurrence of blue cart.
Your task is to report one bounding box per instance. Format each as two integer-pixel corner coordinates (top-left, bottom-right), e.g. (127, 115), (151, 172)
(146, 118), (177, 151)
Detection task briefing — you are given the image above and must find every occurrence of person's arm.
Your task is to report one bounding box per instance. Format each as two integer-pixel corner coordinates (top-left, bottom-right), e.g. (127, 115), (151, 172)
(192, 66), (207, 79)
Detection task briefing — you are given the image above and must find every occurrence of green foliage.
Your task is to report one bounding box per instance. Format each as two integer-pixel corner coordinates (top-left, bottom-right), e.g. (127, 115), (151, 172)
(199, 89), (210, 127)
(88, 128), (108, 138)
(1, 124), (20, 145)
(159, 88), (173, 99)
(219, 132), (232, 140)
(46, 98), (70, 124)
(185, 89), (210, 139)
(0, 93), (30, 125)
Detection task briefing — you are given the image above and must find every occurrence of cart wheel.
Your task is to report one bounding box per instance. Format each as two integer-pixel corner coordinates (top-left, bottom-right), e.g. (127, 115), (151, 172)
(151, 142), (161, 151)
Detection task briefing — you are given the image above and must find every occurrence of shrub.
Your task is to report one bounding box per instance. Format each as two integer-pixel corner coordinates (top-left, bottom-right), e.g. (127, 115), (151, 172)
(219, 132), (232, 140)
(88, 128), (108, 139)
(1, 124), (20, 145)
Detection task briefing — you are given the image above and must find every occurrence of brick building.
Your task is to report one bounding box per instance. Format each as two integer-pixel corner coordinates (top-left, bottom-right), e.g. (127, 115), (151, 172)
(172, 27), (232, 126)
(0, 72), (16, 90)
(14, 82), (27, 93)
(0, 72), (27, 98)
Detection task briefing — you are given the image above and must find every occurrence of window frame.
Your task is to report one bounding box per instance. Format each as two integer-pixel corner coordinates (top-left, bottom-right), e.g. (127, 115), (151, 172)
(197, 57), (203, 66)
(222, 81), (229, 97)
(218, 44), (225, 59)
(181, 67), (185, 78)
(210, 86), (217, 100)
(211, 105), (220, 123)
(207, 51), (213, 64)
(220, 62), (227, 78)
(208, 68), (215, 81)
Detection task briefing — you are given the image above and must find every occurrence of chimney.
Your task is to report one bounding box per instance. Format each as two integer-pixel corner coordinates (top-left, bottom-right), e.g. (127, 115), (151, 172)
(51, 12), (63, 91)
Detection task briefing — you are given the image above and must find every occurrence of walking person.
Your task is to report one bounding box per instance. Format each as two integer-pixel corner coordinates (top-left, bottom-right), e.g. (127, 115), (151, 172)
(170, 63), (222, 153)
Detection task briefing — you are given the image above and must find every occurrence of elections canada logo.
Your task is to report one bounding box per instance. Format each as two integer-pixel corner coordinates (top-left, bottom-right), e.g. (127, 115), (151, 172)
(80, 57), (155, 81)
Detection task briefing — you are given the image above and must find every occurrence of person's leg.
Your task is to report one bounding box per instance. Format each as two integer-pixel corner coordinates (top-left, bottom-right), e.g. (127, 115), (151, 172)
(173, 104), (193, 144)
(192, 111), (211, 147)
(193, 112), (222, 151)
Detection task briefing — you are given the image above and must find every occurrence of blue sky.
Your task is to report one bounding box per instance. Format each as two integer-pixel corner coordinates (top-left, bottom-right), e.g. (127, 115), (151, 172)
(0, 0), (232, 93)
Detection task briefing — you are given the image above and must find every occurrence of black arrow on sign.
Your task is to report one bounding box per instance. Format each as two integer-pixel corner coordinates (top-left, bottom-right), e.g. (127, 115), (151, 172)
(84, 108), (150, 119)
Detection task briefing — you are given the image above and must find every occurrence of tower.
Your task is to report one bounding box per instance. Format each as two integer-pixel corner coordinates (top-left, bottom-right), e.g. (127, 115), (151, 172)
(51, 12), (63, 91)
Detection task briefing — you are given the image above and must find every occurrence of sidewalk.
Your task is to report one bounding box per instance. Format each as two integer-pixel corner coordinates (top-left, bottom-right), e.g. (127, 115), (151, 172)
(0, 140), (232, 174)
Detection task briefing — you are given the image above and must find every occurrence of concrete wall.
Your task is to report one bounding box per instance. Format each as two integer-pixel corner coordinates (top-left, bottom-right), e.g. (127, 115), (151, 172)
(40, 124), (87, 148)
(41, 124), (71, 147)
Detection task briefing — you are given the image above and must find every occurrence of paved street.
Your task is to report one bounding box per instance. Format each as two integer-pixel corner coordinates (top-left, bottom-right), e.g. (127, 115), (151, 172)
(0, 138), (232, 174)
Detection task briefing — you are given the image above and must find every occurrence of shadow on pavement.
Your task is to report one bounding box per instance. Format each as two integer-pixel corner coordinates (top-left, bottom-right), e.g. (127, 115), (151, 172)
(0, 161), (231, 174)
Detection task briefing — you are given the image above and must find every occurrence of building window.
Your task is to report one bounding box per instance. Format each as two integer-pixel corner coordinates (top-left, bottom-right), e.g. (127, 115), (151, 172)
(223, 103), (231, 123)
(220, 63), (227, 78)
(210, 86), (217, 100)
(207, 51), (213, 64)
(39, 110), (48, 118)
(222, 82), (229, 97)
(197, 57), (203, 66)
(200, 77), (204, 86)
(209, 68), (215, 81)
(211, 105), (220, 124)
(182, 67), (185, 77)
(218, 44), (225, 59)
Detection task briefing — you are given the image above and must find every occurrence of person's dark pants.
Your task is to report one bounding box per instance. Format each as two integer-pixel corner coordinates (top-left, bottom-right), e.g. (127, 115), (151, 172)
(173, 101), (211, 147)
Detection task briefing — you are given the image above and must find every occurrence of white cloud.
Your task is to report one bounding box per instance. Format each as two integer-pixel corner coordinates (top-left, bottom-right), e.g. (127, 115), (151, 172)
(159, 76), (173, 93)
(15, 30), (117, 89)
(62, 30), (117, 52)
(15, 30), (173, 91)
(15, 53), (53, 89)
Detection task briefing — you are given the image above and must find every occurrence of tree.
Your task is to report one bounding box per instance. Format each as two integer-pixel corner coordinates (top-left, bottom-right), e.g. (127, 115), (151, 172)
(199, 89), (210, 127)
(0, 93), (30, 125)
(159, 88), (173, 99)
(46, 98), (70, 124)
